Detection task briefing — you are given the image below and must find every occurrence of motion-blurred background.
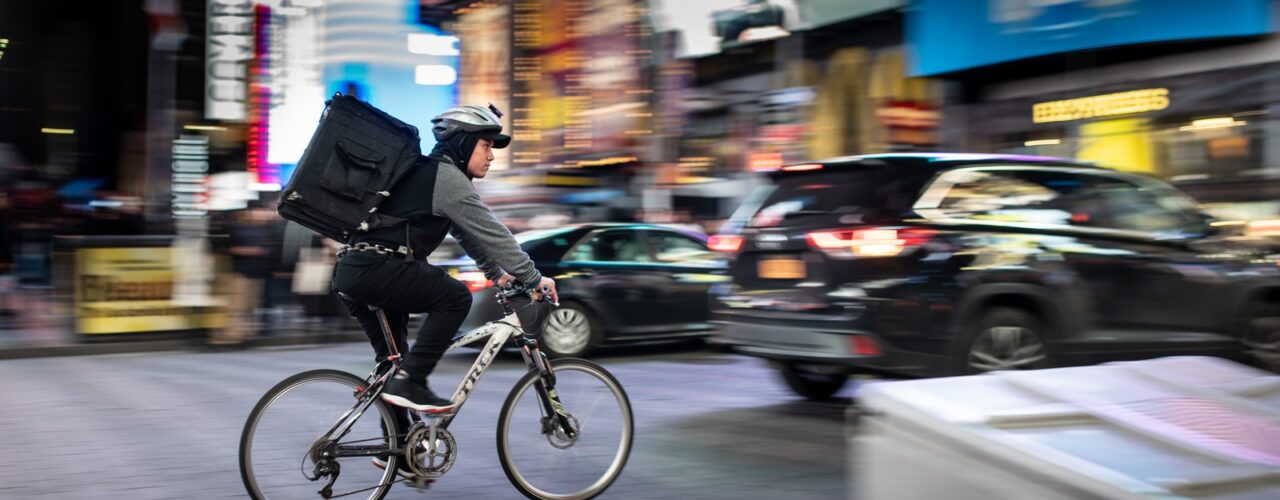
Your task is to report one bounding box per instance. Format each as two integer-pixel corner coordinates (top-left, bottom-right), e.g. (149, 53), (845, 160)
(3, 2), (1280, 498)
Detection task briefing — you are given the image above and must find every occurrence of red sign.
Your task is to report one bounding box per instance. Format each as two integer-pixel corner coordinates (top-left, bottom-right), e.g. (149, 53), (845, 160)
(876, 101), (941, 129)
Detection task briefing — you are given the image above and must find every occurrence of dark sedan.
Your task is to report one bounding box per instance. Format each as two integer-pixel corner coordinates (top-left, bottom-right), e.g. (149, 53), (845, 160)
(444, 223), (728, 356)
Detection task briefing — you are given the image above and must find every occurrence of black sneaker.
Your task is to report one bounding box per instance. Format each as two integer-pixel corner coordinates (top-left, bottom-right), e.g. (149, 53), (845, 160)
(381, 371), (456, 414)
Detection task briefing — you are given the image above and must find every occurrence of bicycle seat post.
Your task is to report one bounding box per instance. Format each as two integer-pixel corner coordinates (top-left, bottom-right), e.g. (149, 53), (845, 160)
(371, 306), (401, 362)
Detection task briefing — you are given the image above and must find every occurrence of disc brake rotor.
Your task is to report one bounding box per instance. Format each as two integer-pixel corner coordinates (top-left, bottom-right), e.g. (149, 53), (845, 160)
(547, 414), (580, 449)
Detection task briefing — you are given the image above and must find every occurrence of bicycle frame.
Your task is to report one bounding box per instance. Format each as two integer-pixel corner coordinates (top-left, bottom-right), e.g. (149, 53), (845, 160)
(440, 309), (524, 427)
(324, 291), (569, 460)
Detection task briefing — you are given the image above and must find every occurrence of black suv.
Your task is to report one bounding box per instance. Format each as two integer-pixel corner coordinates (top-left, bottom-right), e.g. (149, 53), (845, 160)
(709, 153), (1280, 399)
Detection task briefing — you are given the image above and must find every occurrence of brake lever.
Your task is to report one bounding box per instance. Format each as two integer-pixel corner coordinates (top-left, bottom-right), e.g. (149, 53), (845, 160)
(539, 284), (560, 307)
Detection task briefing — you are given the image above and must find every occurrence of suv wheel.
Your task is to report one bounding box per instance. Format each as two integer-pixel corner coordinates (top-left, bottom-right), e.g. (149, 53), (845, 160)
(1244, 301), (1280, 372)
(958, 308), (1051, 374)
(778, 363), (847, 400)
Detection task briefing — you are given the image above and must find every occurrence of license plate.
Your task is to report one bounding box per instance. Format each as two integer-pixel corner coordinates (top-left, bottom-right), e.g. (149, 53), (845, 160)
(758, 258), (805, 279)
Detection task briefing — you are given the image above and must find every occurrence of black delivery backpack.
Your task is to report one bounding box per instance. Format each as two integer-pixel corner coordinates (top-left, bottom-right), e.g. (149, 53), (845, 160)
(277, 93), (421, 243)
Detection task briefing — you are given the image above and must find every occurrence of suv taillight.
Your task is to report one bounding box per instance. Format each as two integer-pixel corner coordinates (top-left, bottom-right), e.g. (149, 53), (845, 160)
(708, 234), (745, 253)
(805, 227), (935, 257)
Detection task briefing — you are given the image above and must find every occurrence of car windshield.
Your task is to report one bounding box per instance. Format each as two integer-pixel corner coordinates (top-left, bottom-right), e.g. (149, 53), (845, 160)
(514, 226), (580, 245)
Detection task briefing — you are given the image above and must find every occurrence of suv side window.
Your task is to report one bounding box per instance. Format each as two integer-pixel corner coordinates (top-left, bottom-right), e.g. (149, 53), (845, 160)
(1088, 177), (1207, 234)
(566, 230), (651, 263)
(922, 169), (1093, 227)
(919, 168), (1208, 235)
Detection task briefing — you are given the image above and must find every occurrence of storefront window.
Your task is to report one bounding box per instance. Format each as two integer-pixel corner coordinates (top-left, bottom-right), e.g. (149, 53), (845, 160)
(1000, 111), (1267, 181)
(1154, 113), (1264, 180)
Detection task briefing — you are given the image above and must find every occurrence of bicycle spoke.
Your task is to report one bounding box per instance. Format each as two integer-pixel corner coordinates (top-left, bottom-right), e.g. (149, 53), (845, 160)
(498, 360), (633, 499)
(241, 370), (400, 500)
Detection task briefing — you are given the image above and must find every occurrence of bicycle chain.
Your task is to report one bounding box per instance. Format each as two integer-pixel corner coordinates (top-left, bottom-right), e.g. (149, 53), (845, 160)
(324, 477), (409, 499)
(315, 431), (419, 499)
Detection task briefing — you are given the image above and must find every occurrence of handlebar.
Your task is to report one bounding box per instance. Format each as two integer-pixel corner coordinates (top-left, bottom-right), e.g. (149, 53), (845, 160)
(496, 280), (558, 306)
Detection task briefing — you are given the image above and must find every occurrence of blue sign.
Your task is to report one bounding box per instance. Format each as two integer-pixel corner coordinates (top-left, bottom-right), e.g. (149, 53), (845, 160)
(272, 1), (459, 185)
(909, 0), (1272, 76)
(323, 2), (459, 153)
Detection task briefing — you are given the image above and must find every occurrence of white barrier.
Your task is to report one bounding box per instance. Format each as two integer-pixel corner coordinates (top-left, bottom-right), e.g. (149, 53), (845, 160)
(855, 357), (1280, 499)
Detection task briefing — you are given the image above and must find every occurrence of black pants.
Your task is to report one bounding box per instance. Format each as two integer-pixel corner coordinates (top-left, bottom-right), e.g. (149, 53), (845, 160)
(332, 251), (473, 382)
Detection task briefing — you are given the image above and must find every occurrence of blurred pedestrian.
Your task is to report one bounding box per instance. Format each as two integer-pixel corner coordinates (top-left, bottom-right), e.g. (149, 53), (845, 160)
(0, 190), (16, 323)
(283, 222), (344, 336)
(214, 201), (278, 345)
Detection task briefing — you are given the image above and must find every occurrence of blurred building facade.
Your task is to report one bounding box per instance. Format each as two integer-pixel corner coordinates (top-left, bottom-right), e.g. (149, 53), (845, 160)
(646, 0), (941, 222)
(916, 0), (1280, 212)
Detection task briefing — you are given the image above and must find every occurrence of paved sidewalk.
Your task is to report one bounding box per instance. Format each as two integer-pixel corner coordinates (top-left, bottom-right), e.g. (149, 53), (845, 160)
(0, 299), (368, 359)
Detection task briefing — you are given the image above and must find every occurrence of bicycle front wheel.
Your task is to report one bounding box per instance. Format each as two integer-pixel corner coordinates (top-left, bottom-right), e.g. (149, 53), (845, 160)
(240, 369), (401, 500)
(497, 358), (634, 499)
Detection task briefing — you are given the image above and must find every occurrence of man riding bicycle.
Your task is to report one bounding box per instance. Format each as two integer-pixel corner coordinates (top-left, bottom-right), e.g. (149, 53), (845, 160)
(333, 104), (559, 414)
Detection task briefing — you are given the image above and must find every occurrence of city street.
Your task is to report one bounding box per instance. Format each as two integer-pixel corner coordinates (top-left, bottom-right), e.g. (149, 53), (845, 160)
(0, 342), (853, 499)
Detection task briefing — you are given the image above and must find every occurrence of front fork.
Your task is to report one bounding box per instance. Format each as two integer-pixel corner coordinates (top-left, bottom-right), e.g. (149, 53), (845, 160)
(517, 337), (577, 439)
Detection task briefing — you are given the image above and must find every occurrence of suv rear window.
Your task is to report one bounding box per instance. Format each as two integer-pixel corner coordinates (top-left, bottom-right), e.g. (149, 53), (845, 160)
(747, 170), (890, 228)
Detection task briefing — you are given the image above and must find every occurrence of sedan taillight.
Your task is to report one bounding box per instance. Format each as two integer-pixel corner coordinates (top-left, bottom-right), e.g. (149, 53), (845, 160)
(805, 227), (935, 257)
(456, 271), (494, 293)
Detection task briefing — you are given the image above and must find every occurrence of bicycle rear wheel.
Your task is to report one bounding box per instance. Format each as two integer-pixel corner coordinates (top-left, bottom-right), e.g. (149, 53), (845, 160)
(497, 358), (633, 499)
(240, 369), (401, 500)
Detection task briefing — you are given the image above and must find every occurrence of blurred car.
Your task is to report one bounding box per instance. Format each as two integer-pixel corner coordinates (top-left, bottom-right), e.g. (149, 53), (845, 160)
(709, 153), (1280, 399)
(443, 223), (727, 356)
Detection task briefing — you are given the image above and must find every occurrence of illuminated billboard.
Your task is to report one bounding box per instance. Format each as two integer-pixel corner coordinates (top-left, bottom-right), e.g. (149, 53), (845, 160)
(265, 0), (459, 183)
(206, 0), (254, 121)
(510, 0), (653, 167)
(457, 2), (512, 171)
(910, 0), (1272, 76)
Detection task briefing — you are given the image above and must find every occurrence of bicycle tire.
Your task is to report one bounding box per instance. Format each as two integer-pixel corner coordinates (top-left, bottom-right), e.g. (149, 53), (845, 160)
(240, 369), (401, 500)
(496, 358), (634, 499)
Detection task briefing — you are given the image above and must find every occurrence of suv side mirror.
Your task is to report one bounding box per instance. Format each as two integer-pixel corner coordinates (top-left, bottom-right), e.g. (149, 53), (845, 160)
(1200, 215), (1245, 237)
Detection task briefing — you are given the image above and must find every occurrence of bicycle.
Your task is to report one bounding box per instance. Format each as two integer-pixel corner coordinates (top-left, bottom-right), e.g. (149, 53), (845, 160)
(239, 283), (634, 499)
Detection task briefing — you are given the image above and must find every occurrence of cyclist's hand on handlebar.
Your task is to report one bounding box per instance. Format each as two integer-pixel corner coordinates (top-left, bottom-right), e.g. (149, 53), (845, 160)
(534, 277), (559, 305)
(496, 274), (517, 289)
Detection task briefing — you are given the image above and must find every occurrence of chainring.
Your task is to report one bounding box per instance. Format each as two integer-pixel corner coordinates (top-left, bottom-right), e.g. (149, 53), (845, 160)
(404, 425), (457, 479)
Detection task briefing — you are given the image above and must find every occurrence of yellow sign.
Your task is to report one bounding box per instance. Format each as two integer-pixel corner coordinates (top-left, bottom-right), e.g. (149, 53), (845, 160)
(1033, 88), (1169, 124)
(1076, 118), (1155, 174)
(75, 247), (210, 334)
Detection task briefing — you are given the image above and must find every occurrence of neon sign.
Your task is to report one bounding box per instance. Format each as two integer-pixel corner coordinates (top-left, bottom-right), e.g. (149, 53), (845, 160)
(1033, 88), (1169, 124)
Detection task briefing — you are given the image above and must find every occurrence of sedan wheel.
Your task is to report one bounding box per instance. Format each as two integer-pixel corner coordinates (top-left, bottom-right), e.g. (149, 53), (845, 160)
(541, 305), (596, 357)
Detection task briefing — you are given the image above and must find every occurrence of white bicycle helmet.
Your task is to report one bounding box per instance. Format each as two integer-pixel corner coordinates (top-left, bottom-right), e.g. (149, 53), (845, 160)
(430, 104), (510, 148)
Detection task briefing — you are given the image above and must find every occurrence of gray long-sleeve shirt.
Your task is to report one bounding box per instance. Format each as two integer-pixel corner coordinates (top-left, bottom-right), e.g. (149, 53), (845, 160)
(432, 157), (542, 286)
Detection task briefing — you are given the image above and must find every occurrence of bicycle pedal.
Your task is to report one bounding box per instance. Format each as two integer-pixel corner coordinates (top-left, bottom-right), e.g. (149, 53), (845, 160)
(409, 477), (434, 492)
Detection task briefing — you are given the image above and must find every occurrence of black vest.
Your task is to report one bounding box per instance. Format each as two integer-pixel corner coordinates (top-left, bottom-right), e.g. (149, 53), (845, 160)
(350, 155), (452, 260)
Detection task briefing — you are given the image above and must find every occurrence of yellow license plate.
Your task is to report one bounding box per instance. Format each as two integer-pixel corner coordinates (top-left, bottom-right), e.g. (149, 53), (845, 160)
(758, 258), (805, 279)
